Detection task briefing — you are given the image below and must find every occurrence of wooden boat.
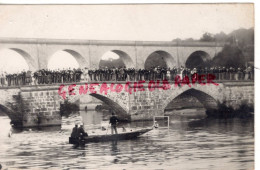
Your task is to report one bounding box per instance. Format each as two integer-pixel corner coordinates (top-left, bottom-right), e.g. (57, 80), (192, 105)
(69, 127), (153, 144)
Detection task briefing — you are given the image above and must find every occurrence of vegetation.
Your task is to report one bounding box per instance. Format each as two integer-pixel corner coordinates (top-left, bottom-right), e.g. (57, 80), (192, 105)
(60, 98), (79, 117)
(6, 92), (30, 127)
(95, 103), (111, 111)
(211, 45), (246, 67)
(206, 101), (254, 119)
(204, 28), (254, 67)
(99, 58), (125, 69)
(172, 28), (254, 67)
(144, 53), (168, 69)
(200, 32), (216, 42)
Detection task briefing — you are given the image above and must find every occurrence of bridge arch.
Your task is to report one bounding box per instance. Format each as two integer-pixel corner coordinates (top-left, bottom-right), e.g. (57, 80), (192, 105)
(185, 50), (211, 69)
(0, 104), (17, 123)
(0, 48), (36, 72)
(99, 50), (134, 68)
(48, 49), (88, 69)
(145, 50), (176, 69)
(0, 104), (11, 116)
(61, 85), (130, 120)
(163, 88), (218, 112)
(89, 93), (129, 118)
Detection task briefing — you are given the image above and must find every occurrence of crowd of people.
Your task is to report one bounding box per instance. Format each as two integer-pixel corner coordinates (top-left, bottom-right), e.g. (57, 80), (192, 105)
(0, 65), (254, 87)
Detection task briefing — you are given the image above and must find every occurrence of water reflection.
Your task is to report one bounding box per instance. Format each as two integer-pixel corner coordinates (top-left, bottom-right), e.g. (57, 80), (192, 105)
(0, 109), (254, 170)
(111, 140), (118, 155)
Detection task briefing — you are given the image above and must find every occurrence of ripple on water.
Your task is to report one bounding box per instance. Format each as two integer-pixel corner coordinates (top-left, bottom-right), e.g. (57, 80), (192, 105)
(0, 113), (254, 170)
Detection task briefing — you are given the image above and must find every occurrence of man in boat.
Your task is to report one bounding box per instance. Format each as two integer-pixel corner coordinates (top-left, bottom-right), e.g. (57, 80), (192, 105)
(78, 124), (88, 139)
(109, 111), (119, 134)
(71, 124), (79, 139)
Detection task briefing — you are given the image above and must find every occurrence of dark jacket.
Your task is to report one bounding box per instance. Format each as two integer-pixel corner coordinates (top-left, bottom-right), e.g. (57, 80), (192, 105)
(109, 116), (119, 126)
(71, 126), (78, 138)
(78, 126), (88, 137)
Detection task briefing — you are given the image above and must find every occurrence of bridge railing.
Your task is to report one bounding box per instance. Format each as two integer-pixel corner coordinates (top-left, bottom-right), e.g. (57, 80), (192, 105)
(0, 72), (254, 89)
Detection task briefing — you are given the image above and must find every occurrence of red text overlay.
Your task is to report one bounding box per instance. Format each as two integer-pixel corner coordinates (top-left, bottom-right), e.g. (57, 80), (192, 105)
(58, 73), (219, 100)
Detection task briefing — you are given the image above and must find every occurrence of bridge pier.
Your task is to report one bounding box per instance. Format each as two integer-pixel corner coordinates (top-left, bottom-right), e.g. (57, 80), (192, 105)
(20, 89), (62, 127)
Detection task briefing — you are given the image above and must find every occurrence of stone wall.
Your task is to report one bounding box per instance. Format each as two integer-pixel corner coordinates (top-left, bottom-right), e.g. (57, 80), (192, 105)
(129, 82), (222, 120)
(0, 81), (254, 127)
(20, 87), (61, 127)
(222, 82), (254, 109)
(128, 81), (254, 120)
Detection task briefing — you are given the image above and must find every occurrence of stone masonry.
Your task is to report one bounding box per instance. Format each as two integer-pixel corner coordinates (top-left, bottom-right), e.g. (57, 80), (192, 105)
(0, 81), (254, 127)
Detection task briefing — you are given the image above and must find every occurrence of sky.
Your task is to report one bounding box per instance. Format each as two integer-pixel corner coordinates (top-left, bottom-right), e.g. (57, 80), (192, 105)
(0, 4), (254, 41)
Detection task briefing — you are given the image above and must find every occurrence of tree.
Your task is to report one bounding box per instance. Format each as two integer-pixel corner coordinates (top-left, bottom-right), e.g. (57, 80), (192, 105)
(200, 32), (215, 42)
(60, 98), (79, 117)
(214, 31), (228, 42)
(172, 38), (182, 42)
(6, 92), (30, 127)
(184, 38), (195, 41)
(212, 45), (246, 67)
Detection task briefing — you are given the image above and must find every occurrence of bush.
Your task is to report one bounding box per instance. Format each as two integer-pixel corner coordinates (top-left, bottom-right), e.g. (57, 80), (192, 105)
(6, 92), (30, 127)
(206, 100), (254, 119)
(60, 99), (79, 117)
(95, 104), (111, 111)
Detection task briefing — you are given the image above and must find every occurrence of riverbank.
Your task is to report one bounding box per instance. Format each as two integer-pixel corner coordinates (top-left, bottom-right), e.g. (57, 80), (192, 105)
(206, 102), (254, 119)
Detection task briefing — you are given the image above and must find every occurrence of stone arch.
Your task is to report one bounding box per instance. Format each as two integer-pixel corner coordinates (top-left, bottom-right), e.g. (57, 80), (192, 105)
(99, 50), (134, 68)
(4, 48), (36, 71)
(63, 49), (88, 69)
(60, 84), (130, 119)
(89, 93), (129, 118)
(145, 50), (176, 69)
(48, 49), (88, 69)
(185, 51), (211, 69)
(0, 104), (14, 121)
(62, 93), (128, 115)
(164, 88), (218, 111)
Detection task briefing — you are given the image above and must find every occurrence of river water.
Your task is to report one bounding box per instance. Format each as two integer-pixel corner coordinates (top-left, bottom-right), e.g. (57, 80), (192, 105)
(0, 110), (254, 170)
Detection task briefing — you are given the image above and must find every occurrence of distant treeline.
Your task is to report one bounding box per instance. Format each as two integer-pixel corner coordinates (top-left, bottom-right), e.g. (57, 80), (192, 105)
(173, 28), (254, 67)
(172, 28), (254, 45)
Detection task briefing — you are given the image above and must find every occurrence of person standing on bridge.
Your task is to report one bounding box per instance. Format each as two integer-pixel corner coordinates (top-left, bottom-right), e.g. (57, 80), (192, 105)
(109, 111), (119, 134)
(26, 70), (32, 85)
(83, 67), (89, 82)
(0, 72), (6, 87)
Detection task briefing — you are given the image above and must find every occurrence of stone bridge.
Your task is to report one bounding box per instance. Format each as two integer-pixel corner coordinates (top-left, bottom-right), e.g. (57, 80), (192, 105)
(0, 38), (225, 70)
(0, 80), (254, 127)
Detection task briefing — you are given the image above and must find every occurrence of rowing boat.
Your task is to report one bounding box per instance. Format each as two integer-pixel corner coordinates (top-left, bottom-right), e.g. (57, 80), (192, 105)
(69, 127), (153, 144)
